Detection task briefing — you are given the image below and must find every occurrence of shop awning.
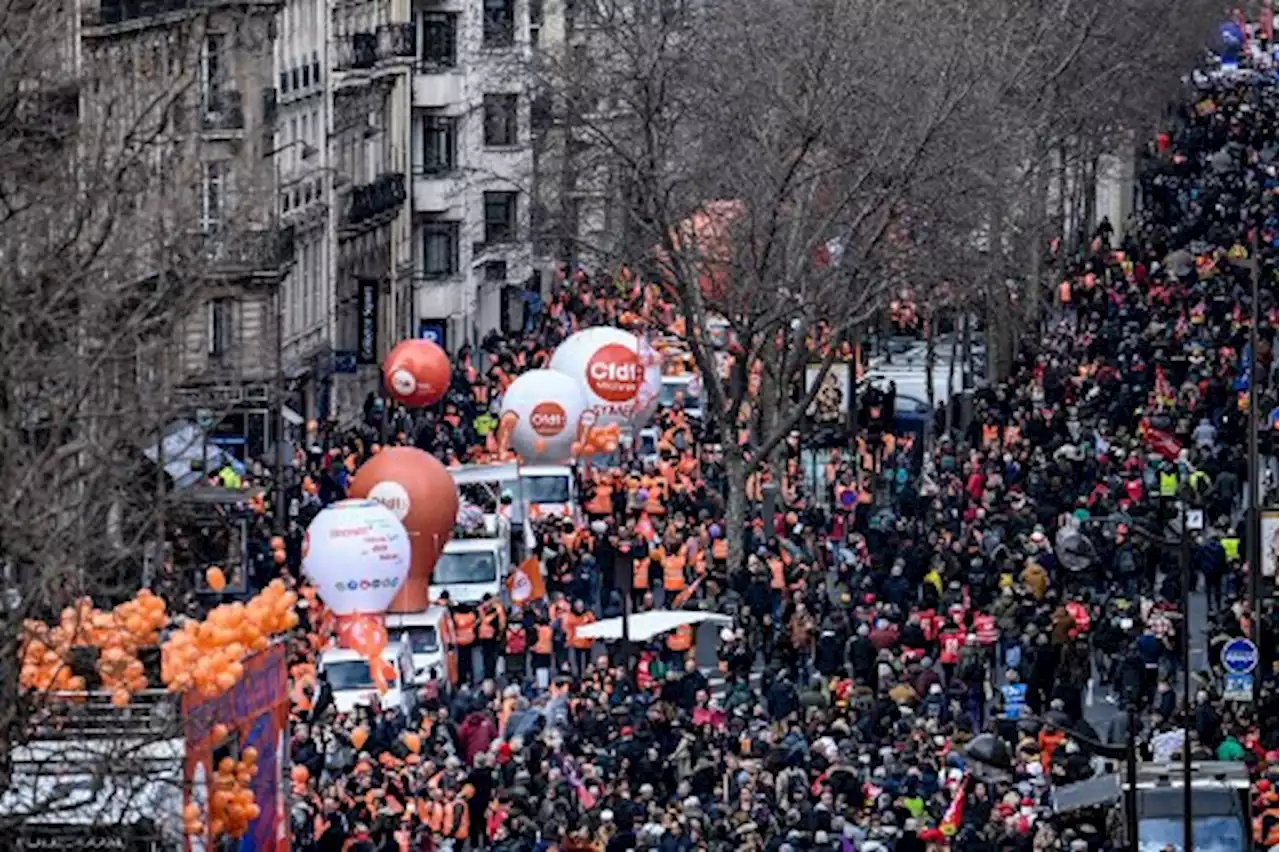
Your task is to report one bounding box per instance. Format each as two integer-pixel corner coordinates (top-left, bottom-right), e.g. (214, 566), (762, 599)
(142, 421), (245, 489)
(574, 610), (732, 642)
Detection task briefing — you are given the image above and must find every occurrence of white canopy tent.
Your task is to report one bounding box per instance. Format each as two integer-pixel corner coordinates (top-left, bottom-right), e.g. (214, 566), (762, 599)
(573, 610), (732, 643)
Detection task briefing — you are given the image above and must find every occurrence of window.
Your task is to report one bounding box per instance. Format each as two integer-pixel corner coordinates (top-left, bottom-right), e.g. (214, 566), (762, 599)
(420, 13), (457, 68)
(207, 298), (233, 357)
(482, 0), (514, 47)
(201, 161), (224, 232)
(201, 34), (225, 104)
(422, 219), (459, 278)
(482, 94), (518, 146)
(483, 191), (517, 244)
(483, 260), (507, 282)
(421, 112), (456, 174)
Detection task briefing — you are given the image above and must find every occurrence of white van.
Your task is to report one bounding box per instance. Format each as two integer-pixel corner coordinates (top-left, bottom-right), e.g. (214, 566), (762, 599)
(385, 606), (456, 686)
(431, 526), (510, 605)
(319, 642), (414, 715)
(520, 464), (577, 520)
(660, 374), (704, 420)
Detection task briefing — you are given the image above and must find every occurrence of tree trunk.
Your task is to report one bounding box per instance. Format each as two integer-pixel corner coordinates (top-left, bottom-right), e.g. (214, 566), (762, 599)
(945, 313), (960, 434)
(924, 311), (936, 413)
(723, 445), (748, 587)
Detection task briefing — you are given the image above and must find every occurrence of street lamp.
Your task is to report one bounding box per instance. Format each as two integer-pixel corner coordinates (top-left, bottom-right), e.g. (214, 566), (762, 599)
(263, 139), (319, 535)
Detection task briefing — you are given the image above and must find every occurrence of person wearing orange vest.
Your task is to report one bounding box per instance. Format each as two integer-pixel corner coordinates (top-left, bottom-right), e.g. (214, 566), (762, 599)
(562, 599), (596, 675)
(452, 604), (478, 686)
(476, 594), (506, 681)
(663, 548), (688, 600)
(666, 622), (694, 664)
(531, 614), (555, 690)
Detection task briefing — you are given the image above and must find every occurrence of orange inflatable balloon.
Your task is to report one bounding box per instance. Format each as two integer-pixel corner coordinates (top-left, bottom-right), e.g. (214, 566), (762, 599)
(206, 567), (227, 592)
(383, 339), (451, 408)
(348, 447), (458, 612)
(350, 726), (369, 750)
(336, 614), (391, 692)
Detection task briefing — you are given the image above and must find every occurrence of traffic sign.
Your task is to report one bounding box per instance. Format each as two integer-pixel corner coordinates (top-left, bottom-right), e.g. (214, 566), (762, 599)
(1223, 672), (1253, 701)
(196, 408), (216, 430)
(1221, 637), (1258, 674)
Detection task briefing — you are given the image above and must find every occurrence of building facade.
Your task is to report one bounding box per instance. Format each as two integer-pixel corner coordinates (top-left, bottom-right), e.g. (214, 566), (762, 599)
(409, 0), (547, 351)
(275, 0), (417, 424)
(79, 0), (292, 463)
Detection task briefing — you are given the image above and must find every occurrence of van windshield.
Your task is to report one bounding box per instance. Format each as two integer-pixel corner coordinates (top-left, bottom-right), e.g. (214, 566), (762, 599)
(435, 551), (498, 584)
(326, 660), (397, 691)
(524, 475), (570, 504)
(402, 627), (439, 653)
(1139, 817), (1245, 852)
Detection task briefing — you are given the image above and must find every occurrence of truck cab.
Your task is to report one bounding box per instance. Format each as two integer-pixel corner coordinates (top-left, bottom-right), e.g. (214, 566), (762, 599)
(318, 642), (414, 715)
(520, 464), (577, 521)
(385, 606), (458, 686)
(431, 516), (511, 605)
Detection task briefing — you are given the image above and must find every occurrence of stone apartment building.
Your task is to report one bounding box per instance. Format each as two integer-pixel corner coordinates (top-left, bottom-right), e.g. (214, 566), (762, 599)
(78, 0), (292, 460)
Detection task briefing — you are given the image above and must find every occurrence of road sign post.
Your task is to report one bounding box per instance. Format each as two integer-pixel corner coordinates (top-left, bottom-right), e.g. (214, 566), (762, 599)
(1220, 637), (1258, 701)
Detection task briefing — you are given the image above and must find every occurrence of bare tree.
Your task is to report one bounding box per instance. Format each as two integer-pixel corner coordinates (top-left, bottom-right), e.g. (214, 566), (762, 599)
(526, 0), (1056, 568)
(0, 0), (280, 830)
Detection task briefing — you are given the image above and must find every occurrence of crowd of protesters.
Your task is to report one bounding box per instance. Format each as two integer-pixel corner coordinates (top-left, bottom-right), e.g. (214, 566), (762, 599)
(215, 48), (1280, 852)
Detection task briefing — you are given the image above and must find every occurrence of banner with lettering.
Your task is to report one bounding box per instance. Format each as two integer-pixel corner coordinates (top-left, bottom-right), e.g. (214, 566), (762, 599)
(183, 642), (290, 852)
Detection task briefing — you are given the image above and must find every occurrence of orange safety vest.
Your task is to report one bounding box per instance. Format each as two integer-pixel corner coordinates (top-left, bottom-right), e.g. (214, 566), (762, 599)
(454, 612), (477, 646)
(441, 799), (469, 839)
(712, 539), (728, 561)
(478, 605), (504, 640)
(982, 424), (999, 444)
(586, 484), (613, 515)
(663, 554), (687, 591)
(769, 557), (786, 590)
(633, 556), (651, 589)
(667, 623), (693, 652)
(532, 624), (554, 655)
(566, 612), (596, 650)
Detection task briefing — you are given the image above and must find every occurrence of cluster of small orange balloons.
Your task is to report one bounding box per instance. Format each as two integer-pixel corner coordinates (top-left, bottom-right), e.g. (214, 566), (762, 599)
(160, 579), (299, 697)
(19, 589), (169, 706)
(572, 423), (622, 457)
(182, 748), (262, 839)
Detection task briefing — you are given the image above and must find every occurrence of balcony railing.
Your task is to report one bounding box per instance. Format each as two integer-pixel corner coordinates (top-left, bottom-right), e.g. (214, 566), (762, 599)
(201, 89), (244, 131)
(190, 226), (296, 273)
(378, 23), (416, 61)
(344, 173), (407, 228)
(82, 0), (277, 29)
(335, 32), (379, 71)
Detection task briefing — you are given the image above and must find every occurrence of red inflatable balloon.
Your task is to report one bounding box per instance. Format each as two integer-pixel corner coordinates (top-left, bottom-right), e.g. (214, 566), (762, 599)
(383, 339), (451, 407)
(348, 447), (458, 612)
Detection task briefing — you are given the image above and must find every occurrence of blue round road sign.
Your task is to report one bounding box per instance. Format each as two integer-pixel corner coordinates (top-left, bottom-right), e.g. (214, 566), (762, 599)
(1221, 637), (1258, 674)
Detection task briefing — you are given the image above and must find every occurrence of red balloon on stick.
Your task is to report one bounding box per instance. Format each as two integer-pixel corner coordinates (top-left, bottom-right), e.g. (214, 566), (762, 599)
(383, 339), (451, 407)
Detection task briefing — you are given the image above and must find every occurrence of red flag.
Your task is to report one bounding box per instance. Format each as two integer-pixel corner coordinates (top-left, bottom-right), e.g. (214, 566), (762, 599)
(939, 772), (969, 836)
(1155, 366), (1174, 403)
(1144, 427), (1182, 462)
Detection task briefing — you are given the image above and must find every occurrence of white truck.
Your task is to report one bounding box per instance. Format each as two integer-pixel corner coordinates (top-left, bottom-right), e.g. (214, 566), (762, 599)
(431, 514), (512, 605)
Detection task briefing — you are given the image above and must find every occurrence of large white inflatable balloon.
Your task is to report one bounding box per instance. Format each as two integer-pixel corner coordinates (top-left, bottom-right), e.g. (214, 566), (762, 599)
(549, 327), (662, 427)
(302, 499), (411, 615)
(498, 369), (588, 463)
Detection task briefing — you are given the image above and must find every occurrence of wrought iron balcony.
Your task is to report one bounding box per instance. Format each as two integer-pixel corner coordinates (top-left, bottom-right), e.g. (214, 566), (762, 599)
(191, 226), (296, 275)
(334, 32), (380, 71)
(343, 173), (407, 228)
(377, 23), (416, 61)
(200, 90), (244, 132)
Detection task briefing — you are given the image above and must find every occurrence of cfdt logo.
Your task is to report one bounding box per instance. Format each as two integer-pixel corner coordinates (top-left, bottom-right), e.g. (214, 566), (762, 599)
(530, 401), (568, 436)
(586, 343), (642, 402)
